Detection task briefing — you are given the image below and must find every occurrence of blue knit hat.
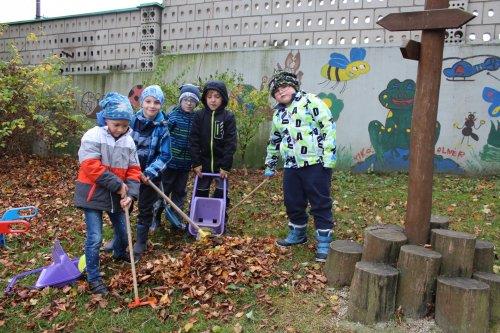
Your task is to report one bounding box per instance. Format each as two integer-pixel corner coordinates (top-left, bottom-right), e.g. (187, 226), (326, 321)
(139, 85), (165, 105)
(98, 92), (133, 122)
(179, 84), (201, 104)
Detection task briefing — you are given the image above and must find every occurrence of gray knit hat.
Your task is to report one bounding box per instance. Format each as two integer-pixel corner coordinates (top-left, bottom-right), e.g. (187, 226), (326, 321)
(268, 70), (300, 97)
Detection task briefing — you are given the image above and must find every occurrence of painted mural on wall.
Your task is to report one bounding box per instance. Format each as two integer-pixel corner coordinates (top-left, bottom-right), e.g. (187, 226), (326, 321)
(443, 55), (499, 81)
(317, 93), (344, 122)
(479, 87), (500, 162)
(80, 91), (101, 117)
(128, 84), (144, 109)
(320, 47), (370, 93)
(352, 78), (464, 174)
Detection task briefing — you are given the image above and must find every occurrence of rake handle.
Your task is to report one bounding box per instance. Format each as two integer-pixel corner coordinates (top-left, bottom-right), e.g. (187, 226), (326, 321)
(228, 178), (269, 214)
(146, 179), (203, 233)
(124, 206), (140, 302)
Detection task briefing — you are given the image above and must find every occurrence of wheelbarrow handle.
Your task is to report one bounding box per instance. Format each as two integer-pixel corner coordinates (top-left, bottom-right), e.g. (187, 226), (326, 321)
(4, 266), (45, 294)
(0, 220), (30, 234)
(145, 179), (203, 233)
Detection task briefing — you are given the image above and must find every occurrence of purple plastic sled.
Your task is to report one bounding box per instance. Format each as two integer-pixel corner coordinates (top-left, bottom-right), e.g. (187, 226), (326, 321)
(188, 173), (227, 237)
(4, 240), (81, 294)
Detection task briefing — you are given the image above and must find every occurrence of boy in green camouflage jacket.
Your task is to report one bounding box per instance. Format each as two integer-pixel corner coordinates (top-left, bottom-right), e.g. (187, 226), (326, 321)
(264, 70), (337, 262)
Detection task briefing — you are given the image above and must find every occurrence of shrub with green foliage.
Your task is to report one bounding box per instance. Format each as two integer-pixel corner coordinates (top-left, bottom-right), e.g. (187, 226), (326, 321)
(0, 47), (85, 155)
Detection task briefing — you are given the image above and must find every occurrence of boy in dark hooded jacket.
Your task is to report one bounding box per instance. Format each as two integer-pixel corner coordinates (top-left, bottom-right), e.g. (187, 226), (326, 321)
(190, 81), (237, 224)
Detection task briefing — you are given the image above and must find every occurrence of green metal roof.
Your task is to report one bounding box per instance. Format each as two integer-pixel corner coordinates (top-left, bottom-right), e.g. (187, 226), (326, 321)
(2, 2), (163, 25)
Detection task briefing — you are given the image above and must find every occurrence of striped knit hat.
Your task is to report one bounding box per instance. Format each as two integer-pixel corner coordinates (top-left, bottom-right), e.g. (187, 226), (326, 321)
(179, 84), (201, 104)
(268, 70), (300, 97)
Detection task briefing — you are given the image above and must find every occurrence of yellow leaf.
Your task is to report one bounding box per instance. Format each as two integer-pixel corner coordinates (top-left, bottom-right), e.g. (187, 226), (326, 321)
(233, 323), (243, 333)
(160, 293), (171, 305)
(184, 322), (194, 332)
(235, 311), (244, 318)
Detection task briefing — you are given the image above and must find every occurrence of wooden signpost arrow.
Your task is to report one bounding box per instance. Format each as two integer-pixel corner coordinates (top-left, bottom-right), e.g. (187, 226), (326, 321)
(378, 0), (475, 245)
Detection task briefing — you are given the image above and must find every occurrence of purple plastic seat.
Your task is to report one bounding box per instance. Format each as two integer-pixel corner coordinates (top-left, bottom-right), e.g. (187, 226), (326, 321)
(188, 173), (226, 237)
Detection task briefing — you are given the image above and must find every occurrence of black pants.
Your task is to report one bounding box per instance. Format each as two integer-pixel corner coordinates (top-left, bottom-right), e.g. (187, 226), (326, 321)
(195, 175), (230, 218)
(283, 163), (334, 230)
(137, 179), (161, 229)
(161, 169), (189, 210)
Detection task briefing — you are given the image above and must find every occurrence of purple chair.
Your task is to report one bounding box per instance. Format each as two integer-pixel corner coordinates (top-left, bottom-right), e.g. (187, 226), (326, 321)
(188, 173), (227, 237)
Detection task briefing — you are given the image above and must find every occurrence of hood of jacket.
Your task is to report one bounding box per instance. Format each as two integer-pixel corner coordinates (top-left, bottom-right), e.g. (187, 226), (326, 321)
(201, 81), (229, 112)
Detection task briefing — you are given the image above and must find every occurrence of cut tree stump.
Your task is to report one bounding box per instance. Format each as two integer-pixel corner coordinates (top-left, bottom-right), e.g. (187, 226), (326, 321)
(474, 240), (495, 273)
(428, 215), (450, 242)
(435, 277), (490, 333)
(348, 261), (399, 324)
(396, 245), (442, 318)
(361, 226), (407, 265)
(324, 240), (363, 287)
(430, 229), (475, 277)
(366, 224), (404, 233)
(473, 271), (500, 324)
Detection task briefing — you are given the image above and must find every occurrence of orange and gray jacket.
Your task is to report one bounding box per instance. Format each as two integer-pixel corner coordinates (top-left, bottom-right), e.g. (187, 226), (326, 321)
(74, 126), (141, 213)
(190, 81), (237, 172)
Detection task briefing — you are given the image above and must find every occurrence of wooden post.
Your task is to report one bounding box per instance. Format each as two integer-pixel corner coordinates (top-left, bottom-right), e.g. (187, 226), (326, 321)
(361, 226), (407, 265)
(428, 215), (450, 243)
(396, 245), (442, 318)
(435, 277), (490, 333)
(431, 229), (475, 277)
(377, 1), (475, 245)
(348, 261), (399, 324)
(473, 271), (500, 324)
(324, 240), (363, 287)
(474, 240), (495, 273)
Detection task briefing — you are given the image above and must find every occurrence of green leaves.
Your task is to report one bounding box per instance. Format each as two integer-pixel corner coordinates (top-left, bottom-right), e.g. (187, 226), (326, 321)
(0, 48), (84, 154)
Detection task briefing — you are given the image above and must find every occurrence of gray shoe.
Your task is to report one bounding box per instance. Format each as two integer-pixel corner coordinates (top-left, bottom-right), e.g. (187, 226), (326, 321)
(102, 239), (114, 253)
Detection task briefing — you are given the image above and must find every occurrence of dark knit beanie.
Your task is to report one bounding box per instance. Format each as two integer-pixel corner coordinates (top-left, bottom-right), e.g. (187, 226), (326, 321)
(268, 70), (300, 97)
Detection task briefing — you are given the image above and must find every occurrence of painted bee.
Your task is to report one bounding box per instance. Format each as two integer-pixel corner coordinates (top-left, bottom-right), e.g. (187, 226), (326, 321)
(320, 48), (370, 93)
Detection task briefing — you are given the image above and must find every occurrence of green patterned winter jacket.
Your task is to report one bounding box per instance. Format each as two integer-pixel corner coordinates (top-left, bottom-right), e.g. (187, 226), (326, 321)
(265, 91), (337, 170)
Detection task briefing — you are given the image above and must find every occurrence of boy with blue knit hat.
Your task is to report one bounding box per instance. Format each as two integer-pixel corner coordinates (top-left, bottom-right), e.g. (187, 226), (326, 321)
(264, 70), (337, 262)
(150, 83), (201, 231)
(75, 92), (141, 295)
(129, 85), (172, 259)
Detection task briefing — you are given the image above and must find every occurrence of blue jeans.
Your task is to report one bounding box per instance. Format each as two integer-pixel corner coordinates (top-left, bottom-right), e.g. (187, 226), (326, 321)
(83, 209), (127, 282)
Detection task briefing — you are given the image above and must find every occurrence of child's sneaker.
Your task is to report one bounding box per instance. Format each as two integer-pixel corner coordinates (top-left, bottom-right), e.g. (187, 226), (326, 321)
(276, 223), (307, 247)
(88, 279), (109, 295)
(315, 229), (333, 262)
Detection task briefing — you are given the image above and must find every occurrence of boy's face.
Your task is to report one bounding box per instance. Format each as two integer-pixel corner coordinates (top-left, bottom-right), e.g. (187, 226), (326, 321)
(142, 96), (162, 120)
(205, 90), (223, 111)
(273, 85), (296, 105)
(106, 119), (129, 138)
(180, 97), (197, 113)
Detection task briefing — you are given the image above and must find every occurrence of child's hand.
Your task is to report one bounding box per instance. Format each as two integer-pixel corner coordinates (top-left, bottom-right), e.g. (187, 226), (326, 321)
(220, 169), (228, 179)
(140, 174), (150, 184)
(193, 165), (202, 177)
(117, 183), (128, 198)
(120, 196), (132, 208)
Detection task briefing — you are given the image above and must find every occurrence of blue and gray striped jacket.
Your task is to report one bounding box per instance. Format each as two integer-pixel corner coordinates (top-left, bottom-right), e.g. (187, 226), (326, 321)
(130, 110), (172, 179)
(165, 106), (195, 171)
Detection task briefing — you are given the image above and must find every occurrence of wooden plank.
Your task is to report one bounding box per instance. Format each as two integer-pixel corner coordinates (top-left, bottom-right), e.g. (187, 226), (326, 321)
(400, 39), (421, 60)
(378, 9), (475, 31)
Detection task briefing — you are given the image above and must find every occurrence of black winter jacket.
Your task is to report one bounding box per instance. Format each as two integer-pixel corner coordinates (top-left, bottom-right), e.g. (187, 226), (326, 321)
(190, 81), (237, 173)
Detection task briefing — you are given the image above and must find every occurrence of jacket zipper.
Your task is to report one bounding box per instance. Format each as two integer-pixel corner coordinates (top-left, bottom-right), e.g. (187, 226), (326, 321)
(210, 111), (214, 173)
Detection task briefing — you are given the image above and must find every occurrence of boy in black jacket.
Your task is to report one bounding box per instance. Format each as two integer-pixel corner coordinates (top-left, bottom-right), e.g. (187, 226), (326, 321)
(190, 81), (237, 223)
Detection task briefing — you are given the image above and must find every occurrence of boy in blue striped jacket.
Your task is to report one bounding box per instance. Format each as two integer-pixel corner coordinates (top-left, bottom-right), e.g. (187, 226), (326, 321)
(129, 85), (172, 259)
(150, 84), (201, 231)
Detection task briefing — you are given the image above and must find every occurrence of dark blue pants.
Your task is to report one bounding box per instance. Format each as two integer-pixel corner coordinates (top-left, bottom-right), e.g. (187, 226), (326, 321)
(161, 169), (189, 210)
(283, 164), (334, 230)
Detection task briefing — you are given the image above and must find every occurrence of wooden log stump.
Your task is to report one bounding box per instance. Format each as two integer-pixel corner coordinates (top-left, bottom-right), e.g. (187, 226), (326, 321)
(396, 245), (442, 318)
(473, 271), (500, 324)
(361, 226), (407, 265)
(366, 224), (404, 233)
(430, 229), (475, 277)
(435, 277), (490, 333)
(324, 240), (363, 287)
(427, 215), (450, 242)
(474, 240), (495, 273)
(348, 261), (399, 324)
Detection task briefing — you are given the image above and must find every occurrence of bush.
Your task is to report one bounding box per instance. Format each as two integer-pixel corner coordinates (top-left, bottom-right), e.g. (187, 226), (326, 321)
(0, 47), (85, 155)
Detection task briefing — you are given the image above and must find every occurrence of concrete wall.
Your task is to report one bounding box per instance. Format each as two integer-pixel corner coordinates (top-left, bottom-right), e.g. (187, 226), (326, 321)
(73, 44), (500, 174)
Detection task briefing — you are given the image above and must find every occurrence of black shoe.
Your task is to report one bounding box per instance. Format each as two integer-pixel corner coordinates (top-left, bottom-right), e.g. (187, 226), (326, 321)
(113, 253), (138, 264)
(88, 279), (109, 295)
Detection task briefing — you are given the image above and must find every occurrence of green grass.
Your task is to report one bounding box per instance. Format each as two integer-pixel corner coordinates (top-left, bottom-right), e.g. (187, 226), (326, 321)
(0, 156), (498, 332)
